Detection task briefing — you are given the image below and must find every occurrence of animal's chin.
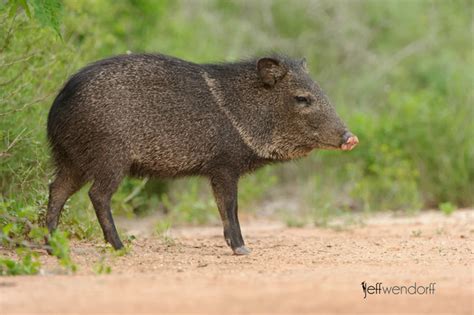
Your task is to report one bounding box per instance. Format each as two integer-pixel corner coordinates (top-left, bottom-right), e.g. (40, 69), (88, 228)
(298, 146), (314, 155)
(291, 144), (317, 157)
(313, 141), (340, 150)
(299, 135), (341, 151)
(297, 142), (338, 152)
(289, 141), (341, 157)
(270, 145), (314, 161)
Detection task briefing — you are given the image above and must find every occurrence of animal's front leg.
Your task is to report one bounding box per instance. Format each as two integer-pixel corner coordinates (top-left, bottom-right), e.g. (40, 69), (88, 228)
(210, 171), (251, 255)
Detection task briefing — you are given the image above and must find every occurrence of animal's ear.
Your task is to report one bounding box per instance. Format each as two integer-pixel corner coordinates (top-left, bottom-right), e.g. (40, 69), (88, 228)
(300, 58), (308, 72)
(256, 57), (288, 87)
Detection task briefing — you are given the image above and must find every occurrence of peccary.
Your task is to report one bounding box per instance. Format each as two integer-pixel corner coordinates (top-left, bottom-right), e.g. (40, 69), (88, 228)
(46, 53), (358, 255)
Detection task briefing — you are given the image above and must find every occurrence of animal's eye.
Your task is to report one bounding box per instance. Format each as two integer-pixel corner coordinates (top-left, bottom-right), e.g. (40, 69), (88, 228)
(295, 96), (311, 105)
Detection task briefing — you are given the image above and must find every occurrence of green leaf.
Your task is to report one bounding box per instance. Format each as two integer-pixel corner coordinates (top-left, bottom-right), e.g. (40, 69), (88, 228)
(29, 0), (63, 38)
(7, 0), (32, 18)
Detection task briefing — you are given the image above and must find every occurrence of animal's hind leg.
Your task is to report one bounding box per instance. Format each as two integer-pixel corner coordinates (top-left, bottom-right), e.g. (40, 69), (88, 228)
(46, 170), (84, 234)
(88, 173), (124, 250)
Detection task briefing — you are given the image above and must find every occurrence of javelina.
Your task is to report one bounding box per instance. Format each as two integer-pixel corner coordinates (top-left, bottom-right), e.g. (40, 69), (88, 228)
(46, 53), (358, 255)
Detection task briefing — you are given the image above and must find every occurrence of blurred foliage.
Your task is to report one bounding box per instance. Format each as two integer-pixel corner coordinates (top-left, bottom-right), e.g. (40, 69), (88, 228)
(28, 0), (63, 37)
(0, 250), (40, 275)
(93, 256), (112, 275)
(0, 0), (473, 271)
(439, 202), (456, 216)
(161, 179), (217, 225)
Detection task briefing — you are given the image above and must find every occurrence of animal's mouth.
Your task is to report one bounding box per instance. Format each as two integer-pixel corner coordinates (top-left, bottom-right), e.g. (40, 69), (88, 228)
(314, 141), (340, 150)
(312, 133), (359, 151)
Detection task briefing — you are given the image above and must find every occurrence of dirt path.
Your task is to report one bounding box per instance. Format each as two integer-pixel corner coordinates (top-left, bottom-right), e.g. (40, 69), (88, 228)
(1, 210), (473, 314)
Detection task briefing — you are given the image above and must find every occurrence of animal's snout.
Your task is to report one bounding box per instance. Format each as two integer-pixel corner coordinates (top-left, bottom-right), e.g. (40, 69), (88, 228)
(341, 131), (359, 151)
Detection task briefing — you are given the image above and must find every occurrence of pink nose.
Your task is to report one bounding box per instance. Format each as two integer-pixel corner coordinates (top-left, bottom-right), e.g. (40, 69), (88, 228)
(341, 132), (359, 151)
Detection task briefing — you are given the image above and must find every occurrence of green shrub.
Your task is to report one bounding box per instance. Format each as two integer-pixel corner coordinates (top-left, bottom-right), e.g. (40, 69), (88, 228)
(0, 250), (40, 276)
(439, 202), (456, 216)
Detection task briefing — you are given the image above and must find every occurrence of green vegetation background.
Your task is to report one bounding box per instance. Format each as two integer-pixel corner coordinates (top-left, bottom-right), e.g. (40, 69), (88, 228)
(0, 0), (473, 273)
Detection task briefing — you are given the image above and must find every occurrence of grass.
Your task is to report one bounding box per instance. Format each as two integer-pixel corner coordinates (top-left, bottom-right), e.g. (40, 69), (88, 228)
(155, 219), (175, 246)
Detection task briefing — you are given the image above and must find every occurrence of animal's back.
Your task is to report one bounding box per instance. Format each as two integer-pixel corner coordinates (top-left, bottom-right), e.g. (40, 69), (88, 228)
(47, 54), (230, 179)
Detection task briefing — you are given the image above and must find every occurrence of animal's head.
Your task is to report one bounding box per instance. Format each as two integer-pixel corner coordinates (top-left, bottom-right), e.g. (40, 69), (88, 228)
(254, 56), (358, 159)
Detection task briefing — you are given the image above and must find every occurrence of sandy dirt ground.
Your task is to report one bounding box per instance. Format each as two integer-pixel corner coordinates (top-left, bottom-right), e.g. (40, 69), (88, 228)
(0, 210), (473, 314)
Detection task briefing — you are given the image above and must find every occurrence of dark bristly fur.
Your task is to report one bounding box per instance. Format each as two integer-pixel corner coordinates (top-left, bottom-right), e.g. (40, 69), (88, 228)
(46, 53), (354, 255)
